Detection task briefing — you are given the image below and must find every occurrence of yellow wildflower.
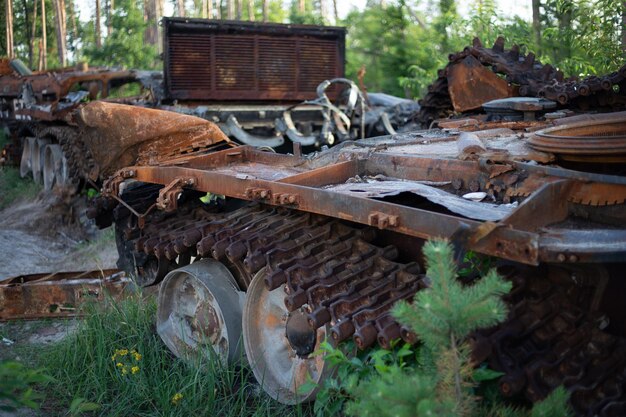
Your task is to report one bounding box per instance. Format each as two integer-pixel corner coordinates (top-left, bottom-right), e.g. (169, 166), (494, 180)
(116, 362), (124, 368)
(131, 366), (140, 374)
(118, 349), (129, 356)
(121, 366), (128, 375)
(133, 352), (142, 361)
(171, 393), (183, 405)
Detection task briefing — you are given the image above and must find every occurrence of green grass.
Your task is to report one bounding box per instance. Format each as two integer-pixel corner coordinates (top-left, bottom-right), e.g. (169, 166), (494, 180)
(40, 293), (307, 417)
(0, 166), (41, 210)
(0, 129), (40, 210)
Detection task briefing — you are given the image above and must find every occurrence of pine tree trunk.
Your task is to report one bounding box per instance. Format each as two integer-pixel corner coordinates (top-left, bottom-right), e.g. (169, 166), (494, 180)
(31, 0), (38, 69)
(262, 0), (268, 21)
(41, 0), (47, 69)
(319, 0), (325, 22)
(236, 0), (242, 19)
(53, 0), (67, 66)
(108, 0), (115, 36)
(22, 0), (33, 67)
(67, 0), (78, 53)
(38, 39), (44, 70)
(532, 0), (541, 52)
(6, 0), (14, 59)
(332, 0), (338, 23)
(157, 0), (164, 53)
(227, 0), (233, 19)
(215, 0), (221, 18)
(247, 0), (254, 20)
(177, 0), (185, 16)
(144, 0), (158, 45)
(622, 1), (626, 57)
(95, 0), (101, 47)
(298, 0), (305, 13)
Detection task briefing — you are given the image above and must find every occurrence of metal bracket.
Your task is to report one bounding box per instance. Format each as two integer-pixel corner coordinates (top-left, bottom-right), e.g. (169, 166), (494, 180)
(273, 193), (299, 206)
(368, 212), (399, 229)
(157, 177), (196, 212)
(245, 187), (272, 201)
(102, 168), (136, 197)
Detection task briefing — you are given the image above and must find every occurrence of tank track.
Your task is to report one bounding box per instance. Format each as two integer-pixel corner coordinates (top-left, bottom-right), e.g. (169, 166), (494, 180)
(416, 37), (626, 125)
(37, 125), (97, 183)
(473, 265), (626, 417)
(111, 196), (426, 348)
(108, 195), (626, 415)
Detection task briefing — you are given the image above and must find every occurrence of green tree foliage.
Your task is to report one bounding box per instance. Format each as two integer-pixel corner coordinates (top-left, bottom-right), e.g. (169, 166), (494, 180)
(344, 1), (433, 97)
(289, 0), (325, 24)
(81, 0), (158, 69)
(3, 0), (625, 96)
(347, 0), (625, 98)
(338, 239), (573, 417)
(2, 0), (64, 69)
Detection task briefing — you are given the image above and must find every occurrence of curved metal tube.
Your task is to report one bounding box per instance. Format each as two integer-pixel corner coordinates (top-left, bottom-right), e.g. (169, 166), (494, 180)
(226, 114), (285, 148)
(279, 111), (319, 146)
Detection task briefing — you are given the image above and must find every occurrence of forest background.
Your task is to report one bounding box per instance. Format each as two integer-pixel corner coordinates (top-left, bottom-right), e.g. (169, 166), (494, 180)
(2, 0), (625, 99)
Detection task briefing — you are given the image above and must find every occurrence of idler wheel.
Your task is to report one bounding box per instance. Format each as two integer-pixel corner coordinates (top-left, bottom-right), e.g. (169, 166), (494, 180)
(243, 268), (332, 404)
(31, 137), (50, 184)
(43, 144), (68, 190)
(19, 137), (35, 178)
(157, 259), (245, 363)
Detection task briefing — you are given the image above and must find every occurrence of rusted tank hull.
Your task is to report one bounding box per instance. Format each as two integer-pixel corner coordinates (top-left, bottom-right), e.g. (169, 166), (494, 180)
(74, 102), (232, 179)
(89, 101), (626, 414)
(0, 269), (130, 320)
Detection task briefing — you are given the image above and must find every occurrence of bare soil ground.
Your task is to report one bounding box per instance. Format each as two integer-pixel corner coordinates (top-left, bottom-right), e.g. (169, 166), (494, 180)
(0, 190), (118, 279)
(0, 189), (119, 416)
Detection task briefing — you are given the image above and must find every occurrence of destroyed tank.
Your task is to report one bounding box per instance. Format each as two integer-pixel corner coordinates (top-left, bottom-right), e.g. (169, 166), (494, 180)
(88, 96), (626, 417)
(16, 35), (625, 414)
(1, 19), (417, 191)
(0, 58), (157, 189)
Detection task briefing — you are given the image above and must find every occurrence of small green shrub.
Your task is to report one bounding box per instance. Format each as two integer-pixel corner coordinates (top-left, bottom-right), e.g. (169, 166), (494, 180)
(314, 239), (573, 417)
(0, 360), (52, 411)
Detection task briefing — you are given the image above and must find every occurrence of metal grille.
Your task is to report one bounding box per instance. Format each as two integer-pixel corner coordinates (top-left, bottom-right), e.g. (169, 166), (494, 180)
(164, 19), (345, 101)
(215, 35), (256, 91)
(258, 38), (297, 92)
(168, 33), (212, 91)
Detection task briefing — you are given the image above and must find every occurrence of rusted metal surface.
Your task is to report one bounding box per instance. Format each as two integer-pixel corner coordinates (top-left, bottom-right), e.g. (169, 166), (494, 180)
(417, 36), (626, 126)
(107, 198), (426, 353)
(74, 102), (233, 179)
(0, 269), (129, 320)
(0, 60), (138, 122)
(156, 259), (244, 362)
(97, 143), (626, 265)
(88, 93), (626, 413)
(163, 18), (345, 102)
(530, 115), (626, 162)
(243, 268), (332, 404)
(447, 55), (513, 112)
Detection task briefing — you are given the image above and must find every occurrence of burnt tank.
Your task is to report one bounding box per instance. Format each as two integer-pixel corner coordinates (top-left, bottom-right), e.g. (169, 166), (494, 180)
(89, 98), (626, 414)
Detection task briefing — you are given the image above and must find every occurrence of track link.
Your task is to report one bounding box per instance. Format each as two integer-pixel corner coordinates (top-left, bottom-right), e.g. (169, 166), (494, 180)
(113, 199), (426, 349)
(473, 266), (626, 417)
(108, 196), (626, 415)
